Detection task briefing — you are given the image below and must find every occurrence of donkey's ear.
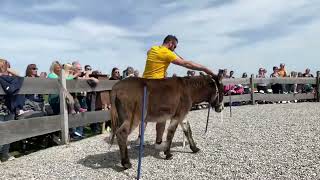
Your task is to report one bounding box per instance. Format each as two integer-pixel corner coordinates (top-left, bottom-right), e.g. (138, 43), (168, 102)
(217, 73), (223, 83)
(212, 73), (223, 84)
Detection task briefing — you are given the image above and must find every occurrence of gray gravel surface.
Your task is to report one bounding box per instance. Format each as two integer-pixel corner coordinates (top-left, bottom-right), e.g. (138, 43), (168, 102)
(1, 102), (320, 180)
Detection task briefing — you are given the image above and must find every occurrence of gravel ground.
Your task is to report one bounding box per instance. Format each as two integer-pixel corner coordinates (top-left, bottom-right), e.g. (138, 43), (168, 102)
(1, 102), (320, 180)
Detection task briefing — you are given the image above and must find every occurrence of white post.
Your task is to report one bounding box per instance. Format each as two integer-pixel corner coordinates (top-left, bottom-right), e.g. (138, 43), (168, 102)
(59, 69), (69, 144)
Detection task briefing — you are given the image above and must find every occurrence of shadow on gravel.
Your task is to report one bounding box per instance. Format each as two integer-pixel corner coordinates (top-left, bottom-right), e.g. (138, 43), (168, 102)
(78, 141), (193, 172)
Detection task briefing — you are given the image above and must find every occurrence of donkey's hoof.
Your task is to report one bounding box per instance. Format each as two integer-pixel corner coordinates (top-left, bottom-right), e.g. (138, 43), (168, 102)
(191, 146), (200, 153)
(165, 153), (173, 160)
(121, 160), (132, 169)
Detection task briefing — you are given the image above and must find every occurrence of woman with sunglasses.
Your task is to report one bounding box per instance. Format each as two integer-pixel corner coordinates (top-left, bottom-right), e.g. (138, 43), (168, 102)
(24, 64), (44, 111)
(109, 67), (121, 80)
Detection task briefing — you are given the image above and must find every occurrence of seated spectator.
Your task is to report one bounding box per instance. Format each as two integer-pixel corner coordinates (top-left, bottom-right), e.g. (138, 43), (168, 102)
(109, 67), (121, 80)
(303, 68), (313, 77)
(297, 72), (304, 93)
(241, 73), (250, 94)
(134, 70), (140, 77)
(256, 68), (268, 93)
(224, 84), (244, 95)
(48, 61), (62, 115)
(302, 68), (314, 93)
(24, 64), (45, 112)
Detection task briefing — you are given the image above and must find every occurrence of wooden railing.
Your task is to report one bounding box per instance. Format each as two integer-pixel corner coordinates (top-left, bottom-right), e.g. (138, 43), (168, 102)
(0, 71), (319, 145)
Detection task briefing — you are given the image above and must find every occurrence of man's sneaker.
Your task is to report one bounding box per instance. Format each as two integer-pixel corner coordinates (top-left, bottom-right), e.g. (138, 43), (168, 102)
(74, 132), (83, 137)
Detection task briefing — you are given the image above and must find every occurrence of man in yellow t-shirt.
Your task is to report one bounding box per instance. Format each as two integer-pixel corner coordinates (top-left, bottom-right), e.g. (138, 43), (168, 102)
(141, 35), (215, 148)
(143, 35), (214, 79)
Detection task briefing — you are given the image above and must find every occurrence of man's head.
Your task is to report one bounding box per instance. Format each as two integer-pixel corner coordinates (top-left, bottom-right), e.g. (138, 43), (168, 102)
(230, 70), (234, 77)
(84, 65), (92, 71)
(305, 68), (310, 74)
(163, 35), (178, 51)
(280, 63), (285, 69)
(72, 61), (82, 74)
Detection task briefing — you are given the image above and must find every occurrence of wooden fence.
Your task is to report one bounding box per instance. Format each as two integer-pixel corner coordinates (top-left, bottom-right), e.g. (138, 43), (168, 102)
(0, 71), (319, 146)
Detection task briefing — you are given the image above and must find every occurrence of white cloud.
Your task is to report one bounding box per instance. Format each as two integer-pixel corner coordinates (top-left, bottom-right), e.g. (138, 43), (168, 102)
(30, 1), (78, 12)
(1, 0), (320, 77)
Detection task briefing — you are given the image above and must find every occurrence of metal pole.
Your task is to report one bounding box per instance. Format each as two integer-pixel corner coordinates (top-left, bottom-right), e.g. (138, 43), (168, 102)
(137, 86), (147, 180)
(250, 74), (255, 105)
(229, 85), (232, 117)
(204, 103), (211, 134)
(317, 71), (320, 102)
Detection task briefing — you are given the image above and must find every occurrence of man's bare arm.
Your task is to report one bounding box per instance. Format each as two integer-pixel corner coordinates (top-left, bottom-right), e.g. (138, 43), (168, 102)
(172, 57), (214, 76)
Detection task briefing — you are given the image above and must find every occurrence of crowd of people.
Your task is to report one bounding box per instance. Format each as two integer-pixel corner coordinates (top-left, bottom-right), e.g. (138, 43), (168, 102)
(0, 58), (317, 163)
(0, 58), (142, 163)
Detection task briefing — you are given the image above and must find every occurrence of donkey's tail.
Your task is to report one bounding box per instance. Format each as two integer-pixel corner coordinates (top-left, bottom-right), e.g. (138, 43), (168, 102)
(108, 90), (119, 149)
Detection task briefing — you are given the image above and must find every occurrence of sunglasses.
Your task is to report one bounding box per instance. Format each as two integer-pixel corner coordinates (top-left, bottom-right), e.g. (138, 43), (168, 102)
(32, 67), (38, 70)
(85, 68), (92, 71)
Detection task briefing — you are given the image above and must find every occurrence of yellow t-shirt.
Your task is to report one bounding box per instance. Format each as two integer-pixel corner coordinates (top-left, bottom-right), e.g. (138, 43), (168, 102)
(142, 46), (178, 79)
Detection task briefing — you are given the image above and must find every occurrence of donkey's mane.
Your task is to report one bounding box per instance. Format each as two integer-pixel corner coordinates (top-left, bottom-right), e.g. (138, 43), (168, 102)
(183, 75), (212, 89)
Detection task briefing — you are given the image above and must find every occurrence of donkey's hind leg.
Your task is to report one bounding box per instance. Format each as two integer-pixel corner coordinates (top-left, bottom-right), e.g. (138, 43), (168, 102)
(180, 121), (200, 153)
(164, 119), (179, 160)
(116, 121), (132, 169)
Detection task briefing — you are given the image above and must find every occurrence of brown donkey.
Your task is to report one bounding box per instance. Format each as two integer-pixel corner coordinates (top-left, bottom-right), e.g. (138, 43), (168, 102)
(109, 74), (224, 169)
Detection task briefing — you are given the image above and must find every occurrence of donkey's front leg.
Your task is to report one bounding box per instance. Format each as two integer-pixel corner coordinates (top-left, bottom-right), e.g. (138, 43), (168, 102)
(180, 120), (200, 153)
(164, 119), (179, 160)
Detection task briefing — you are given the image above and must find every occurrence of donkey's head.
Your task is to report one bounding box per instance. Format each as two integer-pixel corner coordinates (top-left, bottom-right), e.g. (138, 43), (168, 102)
(209, 73), (224, 112)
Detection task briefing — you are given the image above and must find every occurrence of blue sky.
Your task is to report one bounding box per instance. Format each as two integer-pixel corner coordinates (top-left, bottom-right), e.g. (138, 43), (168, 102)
(0, 0), (319, 77)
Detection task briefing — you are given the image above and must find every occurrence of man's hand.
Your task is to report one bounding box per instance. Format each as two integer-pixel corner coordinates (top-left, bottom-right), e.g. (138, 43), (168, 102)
(203, 68), (215, 77)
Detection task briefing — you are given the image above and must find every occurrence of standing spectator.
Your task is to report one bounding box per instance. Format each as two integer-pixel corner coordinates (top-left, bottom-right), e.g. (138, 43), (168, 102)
(256, 68), (268, 93)
(229, 71), (235, 78)
(187, 70), (195, 77)
(278, 63), (287, 77)
(72, 61), (83, 79)
(242, 72), (248, 78)
(126, 67), (134, 78)
(270, 66), (282, 94)
(289, 71), (298, 93)
(0, 58), (15, 162)
(63, 63), (75, 80)
(109, 67), (121, 80)
(223, 69), (229, 78)
(278, 63), (288, 93)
